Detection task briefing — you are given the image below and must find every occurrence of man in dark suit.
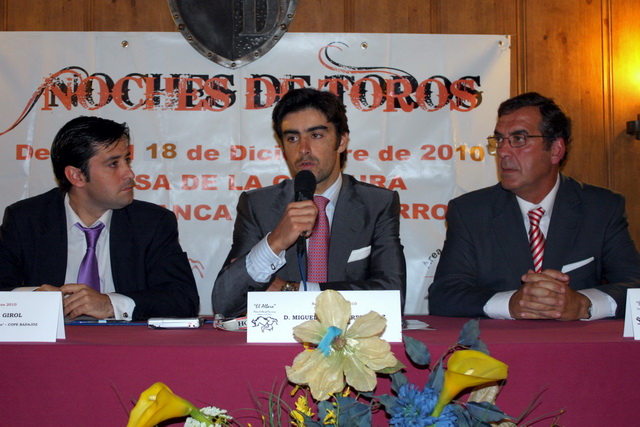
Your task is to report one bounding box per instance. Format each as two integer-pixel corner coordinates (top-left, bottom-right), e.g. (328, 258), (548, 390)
(429, 92), (640, 320)
(0, 116), (198, 320)
(212, 88), (406, 318)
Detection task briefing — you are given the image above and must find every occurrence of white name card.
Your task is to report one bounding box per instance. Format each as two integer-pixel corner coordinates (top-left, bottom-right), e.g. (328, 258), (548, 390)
(247, 290), (402, 343)
(623, 289), (640, 339)
(0, 292), (65, 342)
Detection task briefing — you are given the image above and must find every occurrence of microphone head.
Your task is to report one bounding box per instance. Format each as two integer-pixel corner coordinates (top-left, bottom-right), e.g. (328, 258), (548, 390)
(294, 170), (316, 202)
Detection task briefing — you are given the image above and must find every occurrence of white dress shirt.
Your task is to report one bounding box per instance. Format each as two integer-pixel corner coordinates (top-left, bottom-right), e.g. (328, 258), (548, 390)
(13, 196), (135, 320)
(63, 196), (135, 320)
(483, 175), (615, 320)
(246, 174), (342, 291)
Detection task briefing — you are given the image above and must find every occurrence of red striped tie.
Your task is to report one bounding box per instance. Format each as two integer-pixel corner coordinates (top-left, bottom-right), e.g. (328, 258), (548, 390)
(307, 196), (330, 283)
(528, 207), (545, 273)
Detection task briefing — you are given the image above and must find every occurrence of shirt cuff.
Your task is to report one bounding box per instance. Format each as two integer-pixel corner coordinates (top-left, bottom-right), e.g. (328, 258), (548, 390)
(577, 289), (616, 320)
(483, 290), (516, 319)
(106, 293), (135, 321)
(246, 233), (286, 283)
(301, 282), (321, 292)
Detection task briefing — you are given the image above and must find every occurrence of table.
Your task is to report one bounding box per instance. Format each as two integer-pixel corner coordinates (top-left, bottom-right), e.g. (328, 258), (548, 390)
(1, 316), (637, 426)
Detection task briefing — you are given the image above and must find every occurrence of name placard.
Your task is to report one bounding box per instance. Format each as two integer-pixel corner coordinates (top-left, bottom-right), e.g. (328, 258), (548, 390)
(623, 289), (640, 339)
(0, 292), (65, 342)
(247, 290), (402, 343)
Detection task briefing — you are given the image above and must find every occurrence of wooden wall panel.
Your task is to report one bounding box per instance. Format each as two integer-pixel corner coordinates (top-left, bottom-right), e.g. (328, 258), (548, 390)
(610, 0), (640, 242)
(4, 0), (88, 31)
(351, 0), (432, 34)
(436, 0), (517, 34)
(92, 0), (176, 32)
(289, 0), (348, 32)
(522, 0), (608, 187)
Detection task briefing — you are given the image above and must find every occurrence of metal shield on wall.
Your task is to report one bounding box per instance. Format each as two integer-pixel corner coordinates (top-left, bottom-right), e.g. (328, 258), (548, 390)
(167, 0), (297, 69)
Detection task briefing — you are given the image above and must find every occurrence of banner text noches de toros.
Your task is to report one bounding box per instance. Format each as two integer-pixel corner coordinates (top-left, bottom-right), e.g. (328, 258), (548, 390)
(37, 69), (482, 113)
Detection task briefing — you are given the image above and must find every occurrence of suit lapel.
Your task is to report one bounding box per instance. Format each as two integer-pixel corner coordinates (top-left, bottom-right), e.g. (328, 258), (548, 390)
(328, 176), (364, 281)
(109, 208), (135, 291)
(490, 187), (534, 277)
(38, 190), (69, 285)
(276, 181), (304, 281)
(543, 175), (581, 270)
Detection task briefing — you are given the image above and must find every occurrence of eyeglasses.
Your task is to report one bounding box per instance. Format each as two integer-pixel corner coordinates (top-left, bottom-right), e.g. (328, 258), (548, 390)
(487, 134), (546, 148)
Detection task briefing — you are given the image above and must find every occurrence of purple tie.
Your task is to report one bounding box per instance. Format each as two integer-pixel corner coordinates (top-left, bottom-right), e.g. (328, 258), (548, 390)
(307, 196), (330, 283)
(76, 222), (105, 291)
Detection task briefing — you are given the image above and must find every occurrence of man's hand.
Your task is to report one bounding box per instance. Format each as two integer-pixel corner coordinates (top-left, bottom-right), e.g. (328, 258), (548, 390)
(509, 269), (591, 321)
(267, 200), (318, 254)
(266, 276), (288, 292)
(58, 284), (115, 319)
(35, 284), (62, 293)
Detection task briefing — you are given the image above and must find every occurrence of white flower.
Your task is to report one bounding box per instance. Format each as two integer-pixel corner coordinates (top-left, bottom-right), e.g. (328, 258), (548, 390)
(286, 290), (402, 400)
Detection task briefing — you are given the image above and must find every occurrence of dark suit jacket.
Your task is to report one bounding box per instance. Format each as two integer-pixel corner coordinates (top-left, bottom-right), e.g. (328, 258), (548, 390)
(429, 175), (640, 318)
(0, 188), (199, 320)
(212, 174), (406, 318)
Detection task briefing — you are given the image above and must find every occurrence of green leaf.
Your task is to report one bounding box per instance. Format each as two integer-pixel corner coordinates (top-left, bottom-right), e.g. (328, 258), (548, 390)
(390, 371), (408, 394)
(466, 401), (511, 423)
(375, 393), (398, 411)
(403, 335), (431, 365)
(335, 396), (372, 427)
(301, 413), (323, 427)
(458, 319), (481, 346)
(427, 363), (444, 394)
(452, 405), (473, 427)
(317, 400), (332, 416)
(377, 360), (405, 374)
(471, 338), (489, 355)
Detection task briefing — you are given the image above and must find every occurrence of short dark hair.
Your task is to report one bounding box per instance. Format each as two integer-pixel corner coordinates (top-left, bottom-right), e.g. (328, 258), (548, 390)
(51, 116), (130, 192)
(498, 92), (572, 165)
(272, 88), (350, 168)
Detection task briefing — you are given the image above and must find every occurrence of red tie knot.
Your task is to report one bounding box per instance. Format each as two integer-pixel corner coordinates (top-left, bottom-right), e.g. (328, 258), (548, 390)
(313, 195), (329, 212)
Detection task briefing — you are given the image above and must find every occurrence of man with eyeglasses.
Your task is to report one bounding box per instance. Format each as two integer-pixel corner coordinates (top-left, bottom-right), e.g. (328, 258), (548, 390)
(429, 92), (640, 320)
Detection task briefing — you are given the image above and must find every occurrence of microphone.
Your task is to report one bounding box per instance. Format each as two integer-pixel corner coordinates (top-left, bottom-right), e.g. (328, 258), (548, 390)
(294, 170), (316, 254)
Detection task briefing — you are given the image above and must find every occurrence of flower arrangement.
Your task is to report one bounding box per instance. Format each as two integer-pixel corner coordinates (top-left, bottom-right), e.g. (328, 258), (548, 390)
(127, 290), (559, 426)
(281, 290), (511, 426)
(127, 382), (233, 427)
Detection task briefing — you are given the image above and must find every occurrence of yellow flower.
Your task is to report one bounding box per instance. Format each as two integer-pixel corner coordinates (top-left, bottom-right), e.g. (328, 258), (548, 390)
(290, 395), (314, 426)
(323, 408), (337, 425)
(286, 290), (403, 401)
(127, 382), (197, 427)
(431, 350), (508, 417)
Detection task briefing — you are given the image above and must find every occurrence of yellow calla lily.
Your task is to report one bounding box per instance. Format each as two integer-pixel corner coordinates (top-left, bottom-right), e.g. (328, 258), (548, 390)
(431, 350), (508, 417)
(127, 382), (197, 427)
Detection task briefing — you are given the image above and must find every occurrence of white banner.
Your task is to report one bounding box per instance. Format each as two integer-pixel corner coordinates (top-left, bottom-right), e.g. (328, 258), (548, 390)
(0, 32), (509, 314)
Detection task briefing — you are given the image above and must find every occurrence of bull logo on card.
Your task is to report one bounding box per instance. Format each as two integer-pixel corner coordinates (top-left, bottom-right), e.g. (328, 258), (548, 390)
(251, 315), (278, 332)
(167, 0), (297, 69)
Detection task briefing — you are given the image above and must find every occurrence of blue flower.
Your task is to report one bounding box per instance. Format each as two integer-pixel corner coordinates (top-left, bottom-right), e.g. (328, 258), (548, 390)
(389, 384), (457, 427)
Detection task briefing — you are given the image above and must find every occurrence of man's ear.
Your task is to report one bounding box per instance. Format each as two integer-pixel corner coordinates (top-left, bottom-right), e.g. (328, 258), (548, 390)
(64, 165), (87, 188)
(550, 138), (566, 165)
(337, 132), (349, 153)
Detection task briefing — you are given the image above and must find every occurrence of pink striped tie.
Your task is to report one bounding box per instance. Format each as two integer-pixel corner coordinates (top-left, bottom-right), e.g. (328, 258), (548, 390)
(307, 196), (329, 283)
(528, 207), (545, 273)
